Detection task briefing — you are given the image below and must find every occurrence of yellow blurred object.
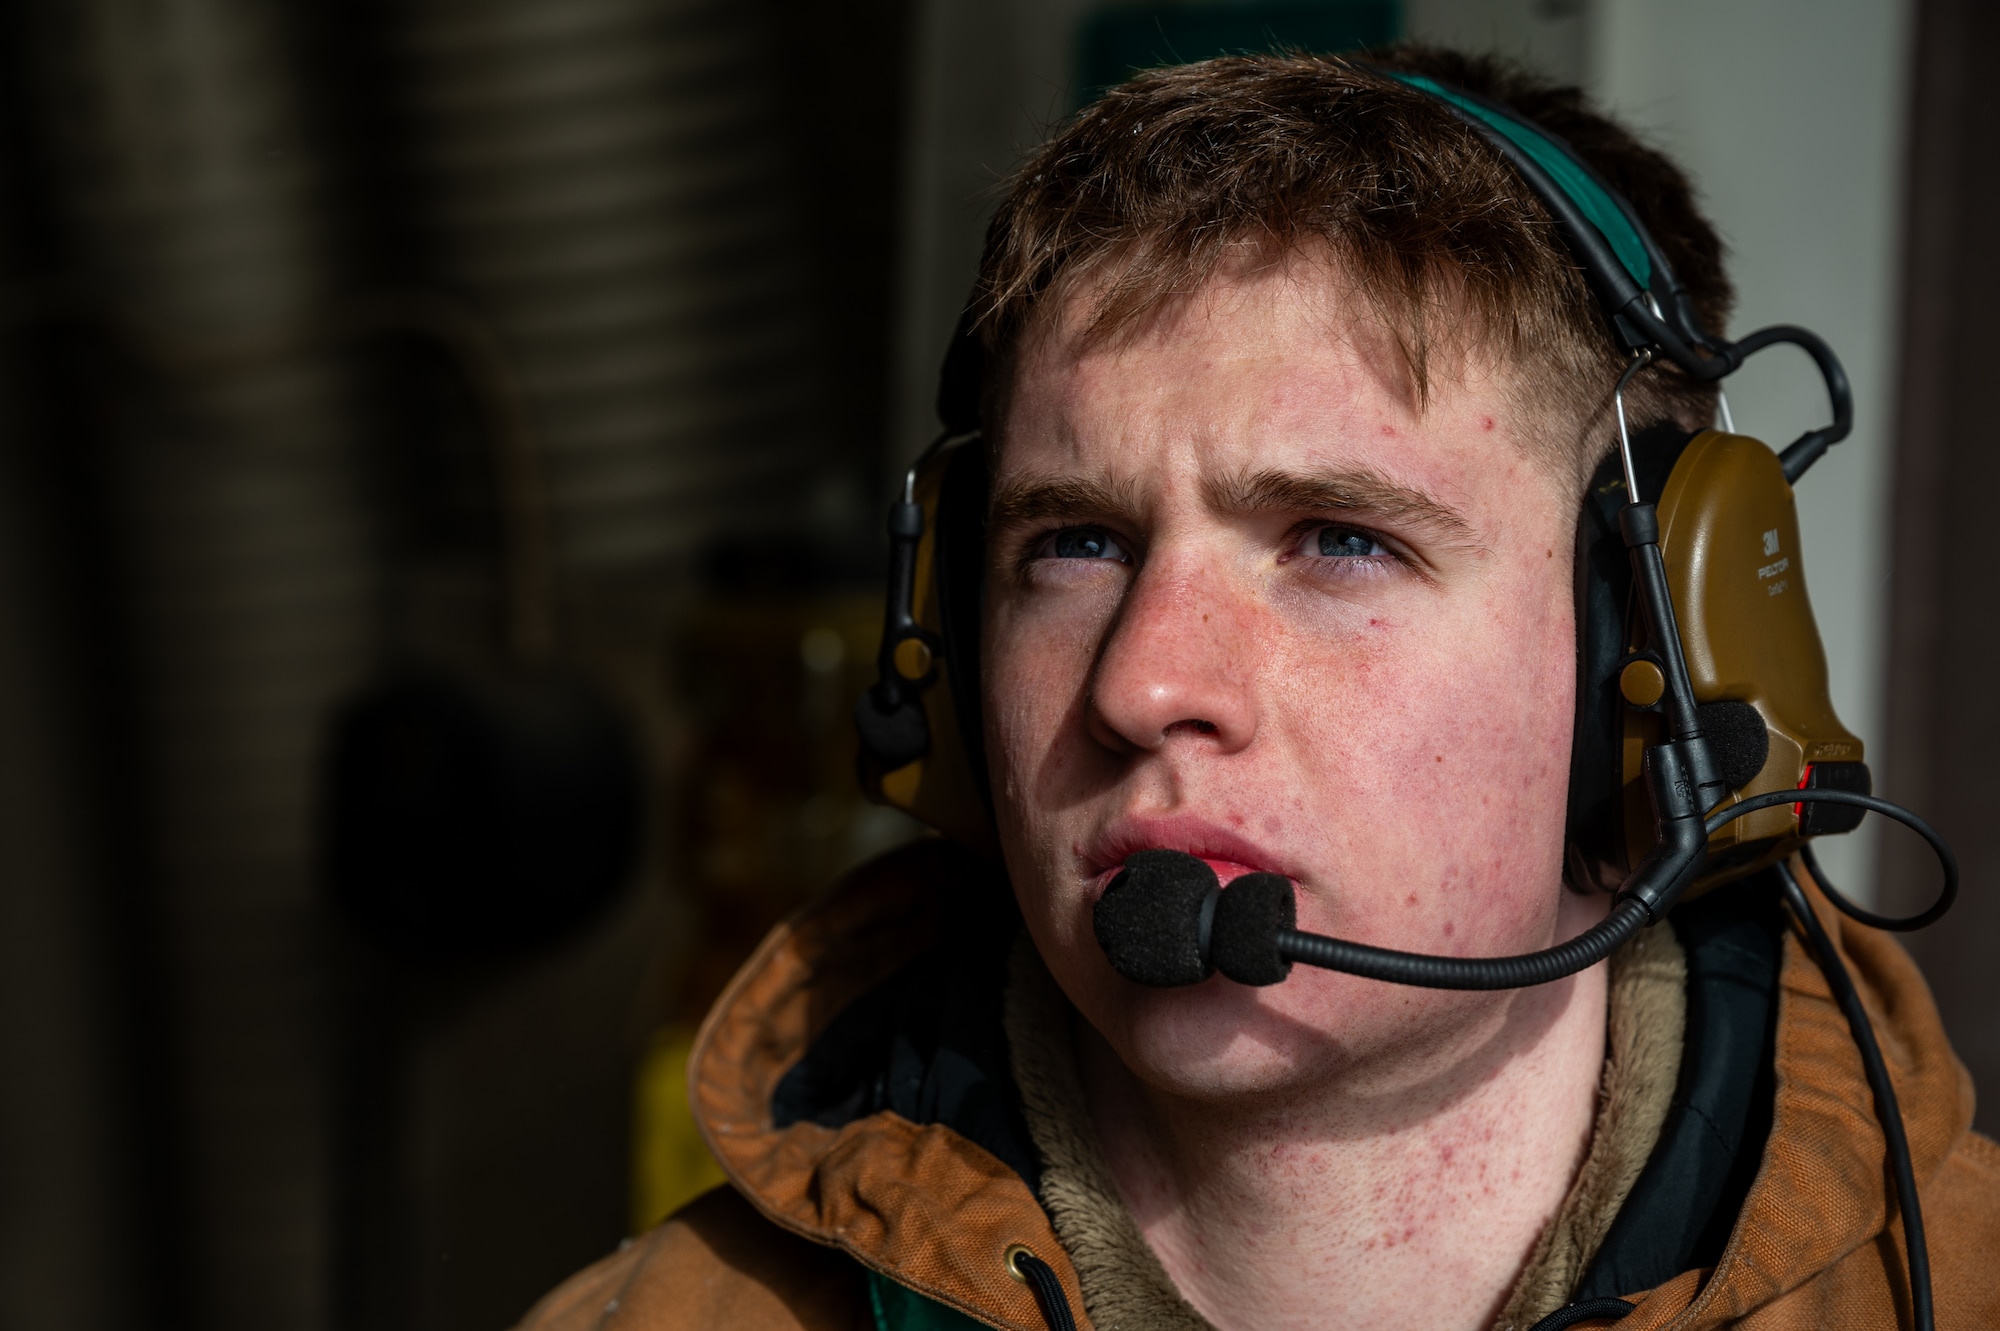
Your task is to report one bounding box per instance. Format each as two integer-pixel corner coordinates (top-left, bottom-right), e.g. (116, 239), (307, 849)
(631, 1022), (726, 1232)
(632, 592), (922, 1233)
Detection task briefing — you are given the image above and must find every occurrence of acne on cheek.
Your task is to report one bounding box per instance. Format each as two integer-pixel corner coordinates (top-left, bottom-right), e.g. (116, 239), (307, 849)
(1289, 616), (1569, 935)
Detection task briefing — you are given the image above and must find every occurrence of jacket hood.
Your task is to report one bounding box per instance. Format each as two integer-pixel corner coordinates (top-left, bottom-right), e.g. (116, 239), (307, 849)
(689, 840), (1992, 1330)
(691, 839), (1074, 1329)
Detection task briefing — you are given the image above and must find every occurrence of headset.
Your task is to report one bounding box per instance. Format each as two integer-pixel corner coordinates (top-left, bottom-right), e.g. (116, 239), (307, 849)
(852, 63), (1958, 1331)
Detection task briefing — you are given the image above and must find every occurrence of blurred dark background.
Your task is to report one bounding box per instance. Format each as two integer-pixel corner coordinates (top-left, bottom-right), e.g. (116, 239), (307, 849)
(0, 1), (1992, 1329)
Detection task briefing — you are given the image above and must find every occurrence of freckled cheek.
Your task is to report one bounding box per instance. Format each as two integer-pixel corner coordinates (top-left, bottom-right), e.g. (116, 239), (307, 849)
(1276, 592), (1574, 948)
(981, 619), (1079, 949)
(986, 596), (1095, 731)
(980, 593), (1120, 883)
(1425, 614), (1574, 939)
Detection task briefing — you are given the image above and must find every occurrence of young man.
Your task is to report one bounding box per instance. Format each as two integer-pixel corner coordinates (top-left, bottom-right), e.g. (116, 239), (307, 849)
(519, 49), (2000, 1331)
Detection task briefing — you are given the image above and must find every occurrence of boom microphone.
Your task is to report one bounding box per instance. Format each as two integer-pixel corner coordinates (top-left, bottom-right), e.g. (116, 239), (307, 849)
(1093, 786), (1956, 995)
(1094, 849), (1654, 992)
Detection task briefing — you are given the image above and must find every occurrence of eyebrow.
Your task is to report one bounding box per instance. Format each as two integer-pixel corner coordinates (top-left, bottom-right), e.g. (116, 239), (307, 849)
(986, 474), (1144, 534)
(984, 464), (1476, 550)
(1203, 466), (1474, 542)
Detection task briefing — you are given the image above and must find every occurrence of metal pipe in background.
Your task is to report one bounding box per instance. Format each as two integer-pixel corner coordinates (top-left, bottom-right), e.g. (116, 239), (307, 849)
(339, 7), (828, 1325)
(16, 1), (379, 1327)
(385, 0), (823, 578)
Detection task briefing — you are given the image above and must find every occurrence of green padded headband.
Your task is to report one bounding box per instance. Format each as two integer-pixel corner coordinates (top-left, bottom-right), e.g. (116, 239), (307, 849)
(1383, 70), (1653, 291)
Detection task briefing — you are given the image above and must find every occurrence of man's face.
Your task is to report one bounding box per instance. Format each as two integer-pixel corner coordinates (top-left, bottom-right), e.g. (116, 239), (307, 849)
(982, 257), (1588, 1101)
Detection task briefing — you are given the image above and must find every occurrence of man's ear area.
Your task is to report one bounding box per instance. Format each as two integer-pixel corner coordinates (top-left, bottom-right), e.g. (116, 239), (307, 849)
(1557, 370), (1731, 507)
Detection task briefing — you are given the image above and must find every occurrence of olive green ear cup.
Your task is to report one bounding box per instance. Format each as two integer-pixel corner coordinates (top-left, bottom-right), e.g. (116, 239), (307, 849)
(1616, 429), (1865, 893)
(853, 436), (995, 853)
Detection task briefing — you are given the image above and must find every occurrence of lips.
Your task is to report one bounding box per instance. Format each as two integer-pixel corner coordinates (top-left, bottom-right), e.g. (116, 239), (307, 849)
(1082, 813), (1297, 891)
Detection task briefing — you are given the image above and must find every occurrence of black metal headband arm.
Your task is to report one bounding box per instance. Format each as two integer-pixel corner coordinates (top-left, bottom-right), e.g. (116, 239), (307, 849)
(1397, 76), (1854, 479)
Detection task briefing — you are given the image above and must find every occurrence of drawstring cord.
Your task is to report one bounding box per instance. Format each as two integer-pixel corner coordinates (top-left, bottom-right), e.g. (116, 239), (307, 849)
(1007, 1248), (1078, 1331)
(1527, 1297), (1635, 1330)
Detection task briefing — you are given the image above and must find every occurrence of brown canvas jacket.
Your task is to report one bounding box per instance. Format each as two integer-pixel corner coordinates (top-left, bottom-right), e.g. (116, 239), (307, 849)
(515, 840), (2000, 1331)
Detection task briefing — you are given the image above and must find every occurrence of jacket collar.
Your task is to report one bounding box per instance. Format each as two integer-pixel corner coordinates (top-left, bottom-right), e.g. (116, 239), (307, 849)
(1576, 878), (1784, 1299)
(693, 844), (1974, 1331)
(691, 839), (1083, 1330)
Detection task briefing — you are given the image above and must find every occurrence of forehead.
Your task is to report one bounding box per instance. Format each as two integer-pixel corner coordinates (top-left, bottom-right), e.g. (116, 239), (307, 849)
(996, 256), (1525, 490)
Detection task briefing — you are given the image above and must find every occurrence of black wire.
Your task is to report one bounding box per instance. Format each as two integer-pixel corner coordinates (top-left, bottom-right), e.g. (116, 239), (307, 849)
(1799, 841), (1951, 932)
(1726, 324), (1854, 479)
(1774, 858), (1935, 1331)
(1526, 1298), (1635, 1330)
(1012, 1251), (1078, 1331)
(1704, 789), (1957, 931)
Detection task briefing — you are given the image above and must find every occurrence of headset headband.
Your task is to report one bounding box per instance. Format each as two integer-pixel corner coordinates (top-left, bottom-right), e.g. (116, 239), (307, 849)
(1384, 73), (1661, 298)
(1373, 66), (1852, 483)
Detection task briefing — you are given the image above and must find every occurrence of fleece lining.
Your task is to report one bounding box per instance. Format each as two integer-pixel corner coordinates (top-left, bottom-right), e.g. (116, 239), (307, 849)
(1005, 926), (1687, 1330)
(1006, 940), (1209, 1331)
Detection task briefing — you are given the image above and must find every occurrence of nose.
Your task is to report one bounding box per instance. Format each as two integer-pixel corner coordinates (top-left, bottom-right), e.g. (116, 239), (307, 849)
(1088, 557), (1258, 755)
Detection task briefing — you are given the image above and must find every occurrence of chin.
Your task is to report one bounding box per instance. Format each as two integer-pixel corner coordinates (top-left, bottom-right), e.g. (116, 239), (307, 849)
(1084, 971), (1354, 1101)
(1074, 948), (1514, 1105)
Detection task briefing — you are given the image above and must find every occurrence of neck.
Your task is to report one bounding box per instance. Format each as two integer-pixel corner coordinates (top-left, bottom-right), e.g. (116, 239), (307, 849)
(1075, 904), (1609, 1331)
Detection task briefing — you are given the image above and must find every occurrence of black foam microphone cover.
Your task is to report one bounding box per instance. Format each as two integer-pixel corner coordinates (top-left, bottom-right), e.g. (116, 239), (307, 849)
(1210, 872), (1296, 986)
(1093, 849), (1218, 986)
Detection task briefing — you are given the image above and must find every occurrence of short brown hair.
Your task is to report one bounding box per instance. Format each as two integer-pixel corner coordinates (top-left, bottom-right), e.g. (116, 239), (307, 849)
(973, 47), (1732, 489)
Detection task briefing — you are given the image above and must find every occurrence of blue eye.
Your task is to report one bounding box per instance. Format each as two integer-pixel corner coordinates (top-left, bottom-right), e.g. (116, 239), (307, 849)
(1044, 527), (1128, 561)
(1313, 525), (1386, 558)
